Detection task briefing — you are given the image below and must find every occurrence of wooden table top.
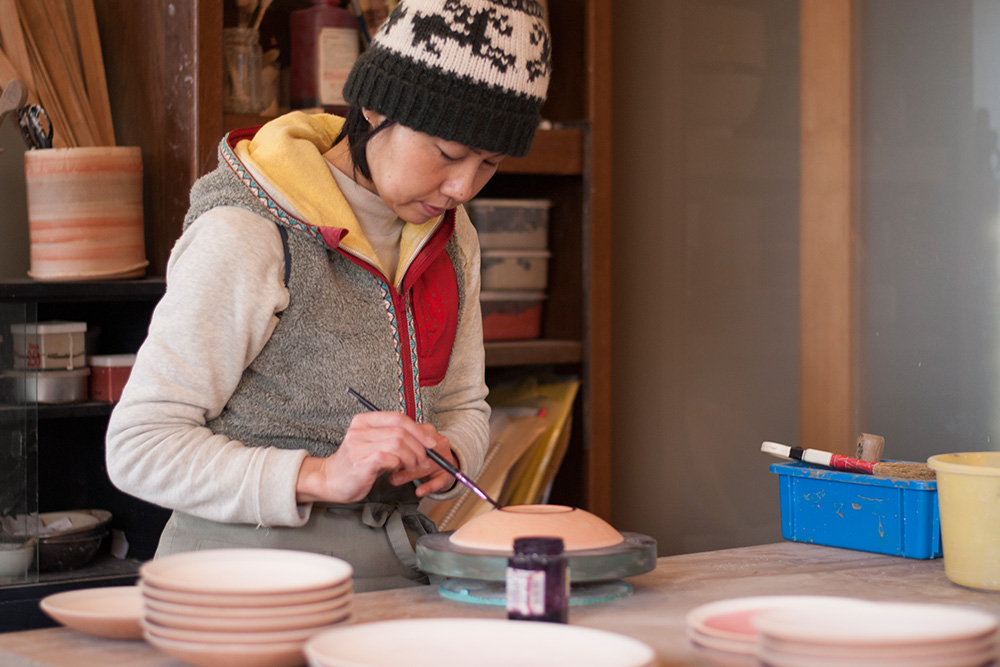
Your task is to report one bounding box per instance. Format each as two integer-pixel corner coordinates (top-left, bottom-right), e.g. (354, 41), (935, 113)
(1, 541), (998, 666)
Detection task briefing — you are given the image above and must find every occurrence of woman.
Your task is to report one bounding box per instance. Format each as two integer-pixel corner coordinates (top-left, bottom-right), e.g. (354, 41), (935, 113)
(106, 0), (551, 592)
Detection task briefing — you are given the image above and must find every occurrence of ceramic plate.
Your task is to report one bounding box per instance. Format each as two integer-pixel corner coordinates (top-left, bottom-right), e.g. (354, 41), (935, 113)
(754, 601), (999, 646)
(143, 617), (330, 645)
(687, 627), (755, 656)
(305, 618), (656, 667)
(757, 644), (998, 667)
(143, 588), (352, 618)
(139, 549), (353, 595)
(140, 578), (351, 608)
(40, 585), (143, 639)
(145, 603), (350, 633)
(143, 631), (305, 667)
(686, 596), (875, 644)
(759, 633), (996, 660)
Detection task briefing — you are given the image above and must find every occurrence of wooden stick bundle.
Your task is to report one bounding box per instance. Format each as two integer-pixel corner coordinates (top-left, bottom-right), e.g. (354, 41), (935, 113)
(1, 0), (115, 148)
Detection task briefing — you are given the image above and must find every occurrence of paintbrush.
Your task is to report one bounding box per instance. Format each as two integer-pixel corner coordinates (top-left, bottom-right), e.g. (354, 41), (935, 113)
(761, 441), (936, 481)
(347, 388), (503, 509)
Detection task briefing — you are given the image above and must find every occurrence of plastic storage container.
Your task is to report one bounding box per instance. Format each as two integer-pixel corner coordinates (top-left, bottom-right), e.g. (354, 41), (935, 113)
(88, 354), (136, 402)
(770, 460), (941, 559)
(10, 321), (87, 370)
(928, 452), (1000, 590)
(481, 250), (551, 291)
(467, 199), (551, 250)
(480, 291), (546, 341)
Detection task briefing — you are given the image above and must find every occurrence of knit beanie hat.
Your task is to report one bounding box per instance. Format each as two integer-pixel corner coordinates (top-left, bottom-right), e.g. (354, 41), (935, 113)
(342, 0), (552, 158)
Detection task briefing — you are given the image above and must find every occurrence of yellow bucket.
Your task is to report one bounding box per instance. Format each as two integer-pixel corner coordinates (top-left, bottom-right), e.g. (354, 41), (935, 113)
(927, 452), (1000, 590)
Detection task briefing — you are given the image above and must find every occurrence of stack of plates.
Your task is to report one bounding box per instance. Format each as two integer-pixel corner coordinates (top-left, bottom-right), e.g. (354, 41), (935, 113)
(754, 601), (999, 667)
(686, 595), (874, 658)
(687, 596), (999, 667)
(139, 549), (353, 667)
(304, 618), (657, 667)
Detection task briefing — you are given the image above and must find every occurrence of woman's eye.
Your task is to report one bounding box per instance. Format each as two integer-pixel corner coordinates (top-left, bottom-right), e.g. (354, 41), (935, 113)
(439, 150), (458, 162)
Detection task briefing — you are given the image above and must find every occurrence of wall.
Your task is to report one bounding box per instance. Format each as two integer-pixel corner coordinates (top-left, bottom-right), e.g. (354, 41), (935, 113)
(610, 0), (1000, 557)
(610, 0), (799, 554)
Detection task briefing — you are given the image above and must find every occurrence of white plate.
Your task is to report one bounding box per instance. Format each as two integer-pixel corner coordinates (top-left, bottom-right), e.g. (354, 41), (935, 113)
(143, 589), (352, 618)
(145, 603), (351, 633)
(686, 596), (875, 644)
(305, 618), (657, 667)
(144, 631), (305, 667)
(140, 578), (351, 608)
(687, 627), (755, 656)
(139, 549), (353, 595)
(754, 601), (999, 647)
(757, 643), (998, 667)
(143, 617), (332, 645)
(40, 585), (143, 639)
(759, 633), (996, 660)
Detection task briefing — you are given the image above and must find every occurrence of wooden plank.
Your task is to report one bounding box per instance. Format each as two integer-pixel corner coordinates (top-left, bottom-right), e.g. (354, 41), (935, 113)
(16, 0), (99, 146)
(70, 0), (115, 145)
(799, 0), (858, 455)
(584, 0), (613, 521)
(0, 0), (35, 94)
(19, 17), (76, 148)
(484, 340), (583, 367)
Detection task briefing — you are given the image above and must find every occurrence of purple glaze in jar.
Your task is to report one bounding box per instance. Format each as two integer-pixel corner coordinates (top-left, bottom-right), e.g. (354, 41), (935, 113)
(506, 536), (569, 623)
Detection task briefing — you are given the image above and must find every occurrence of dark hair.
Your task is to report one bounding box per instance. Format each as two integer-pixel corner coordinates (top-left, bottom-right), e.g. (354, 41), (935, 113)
(332, 106), (394, 182)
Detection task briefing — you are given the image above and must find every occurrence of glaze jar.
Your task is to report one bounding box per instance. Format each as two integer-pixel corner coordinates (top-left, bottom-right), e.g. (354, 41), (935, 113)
(290, 0), (360, 113)
(506, 536), (569, 623)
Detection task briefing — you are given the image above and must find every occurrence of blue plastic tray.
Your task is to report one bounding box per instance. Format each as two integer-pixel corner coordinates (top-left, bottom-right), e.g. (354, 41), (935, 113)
(770, 460), (941, 559)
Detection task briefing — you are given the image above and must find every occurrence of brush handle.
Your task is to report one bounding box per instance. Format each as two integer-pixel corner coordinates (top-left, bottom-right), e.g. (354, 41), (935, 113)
(761, 441), (877, 474)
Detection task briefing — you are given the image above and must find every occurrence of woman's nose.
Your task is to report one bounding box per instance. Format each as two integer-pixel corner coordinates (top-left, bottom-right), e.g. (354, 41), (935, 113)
(440, 164), (479, 203)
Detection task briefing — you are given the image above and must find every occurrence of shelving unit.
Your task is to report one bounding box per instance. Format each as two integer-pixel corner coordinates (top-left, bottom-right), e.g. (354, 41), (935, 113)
(0, 279), (170, 632)
(94, 0), (612, 519)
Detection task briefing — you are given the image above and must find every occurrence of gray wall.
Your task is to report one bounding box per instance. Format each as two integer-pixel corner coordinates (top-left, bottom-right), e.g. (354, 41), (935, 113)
(610, 0), (1000, 557)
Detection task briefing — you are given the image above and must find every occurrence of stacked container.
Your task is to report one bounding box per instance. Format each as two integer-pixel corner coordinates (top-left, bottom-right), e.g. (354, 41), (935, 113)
(467, 199), (552, 341)
(5, 321), (90, 403)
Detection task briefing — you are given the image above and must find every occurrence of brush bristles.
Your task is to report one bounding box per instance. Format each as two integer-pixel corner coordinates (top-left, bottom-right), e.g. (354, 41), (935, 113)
(872, 461), (936, 481)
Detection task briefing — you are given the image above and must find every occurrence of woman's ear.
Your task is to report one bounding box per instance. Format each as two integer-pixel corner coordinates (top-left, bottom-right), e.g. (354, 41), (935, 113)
(362, 109), (387, 128)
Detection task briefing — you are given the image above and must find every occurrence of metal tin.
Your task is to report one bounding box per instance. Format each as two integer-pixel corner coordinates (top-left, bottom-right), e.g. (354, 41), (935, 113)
(2, 368), (91, 404)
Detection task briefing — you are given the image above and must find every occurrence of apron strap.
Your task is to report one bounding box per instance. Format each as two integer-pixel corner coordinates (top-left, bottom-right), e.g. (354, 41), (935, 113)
(334, 501), (436, 579)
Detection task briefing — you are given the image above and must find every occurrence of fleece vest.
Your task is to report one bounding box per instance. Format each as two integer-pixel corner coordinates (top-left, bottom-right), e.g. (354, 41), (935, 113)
(183, 135), (466, 495)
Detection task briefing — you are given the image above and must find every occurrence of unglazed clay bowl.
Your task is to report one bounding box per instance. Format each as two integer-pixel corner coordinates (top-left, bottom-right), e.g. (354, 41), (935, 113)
(448, 504), (624, 552)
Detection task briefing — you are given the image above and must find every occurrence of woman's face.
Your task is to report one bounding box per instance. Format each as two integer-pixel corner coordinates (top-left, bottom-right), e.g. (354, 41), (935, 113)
(363, 111), (505, 224)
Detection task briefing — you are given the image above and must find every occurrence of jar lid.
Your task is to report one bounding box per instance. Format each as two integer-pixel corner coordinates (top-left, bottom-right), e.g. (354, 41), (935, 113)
(87, 354), (137, 367)
(513, 536), (565, 556)
(10, 320), (87, 335)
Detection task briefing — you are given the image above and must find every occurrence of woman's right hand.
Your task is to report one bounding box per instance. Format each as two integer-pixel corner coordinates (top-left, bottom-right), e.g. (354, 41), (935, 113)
(294, 410), (446, 504)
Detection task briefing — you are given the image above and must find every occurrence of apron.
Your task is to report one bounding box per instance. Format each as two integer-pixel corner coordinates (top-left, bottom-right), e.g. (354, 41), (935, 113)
(155, 492), (438, 593)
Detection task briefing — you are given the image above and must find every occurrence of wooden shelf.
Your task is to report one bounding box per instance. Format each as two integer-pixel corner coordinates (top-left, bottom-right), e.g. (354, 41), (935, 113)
(485, 339), (583, 367)
(498, 128), (583, 175)
(0, 279), (165, 302)
(0, 402), (115, 419)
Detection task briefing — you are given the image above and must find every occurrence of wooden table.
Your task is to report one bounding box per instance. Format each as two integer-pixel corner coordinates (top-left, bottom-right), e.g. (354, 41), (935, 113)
(1, 542), (998, 666)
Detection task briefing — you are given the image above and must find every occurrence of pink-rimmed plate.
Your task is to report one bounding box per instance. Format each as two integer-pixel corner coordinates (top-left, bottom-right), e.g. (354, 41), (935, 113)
(139, 549), (352, 596)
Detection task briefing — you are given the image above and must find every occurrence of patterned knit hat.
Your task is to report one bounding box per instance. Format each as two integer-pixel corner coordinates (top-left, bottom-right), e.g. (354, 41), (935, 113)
(342, 0), (552, 158)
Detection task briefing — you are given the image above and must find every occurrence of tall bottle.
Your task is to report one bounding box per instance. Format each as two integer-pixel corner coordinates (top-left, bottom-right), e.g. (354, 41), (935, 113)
(290, 0), (360, 114)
